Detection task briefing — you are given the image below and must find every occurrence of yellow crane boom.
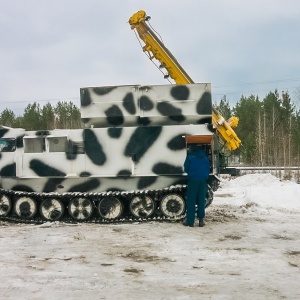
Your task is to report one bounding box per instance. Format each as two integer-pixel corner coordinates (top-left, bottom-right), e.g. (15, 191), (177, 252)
(129, 10), (241, 151)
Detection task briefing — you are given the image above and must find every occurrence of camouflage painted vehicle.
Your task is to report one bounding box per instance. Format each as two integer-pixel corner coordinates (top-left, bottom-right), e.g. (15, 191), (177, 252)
(0, 83), (218, 223)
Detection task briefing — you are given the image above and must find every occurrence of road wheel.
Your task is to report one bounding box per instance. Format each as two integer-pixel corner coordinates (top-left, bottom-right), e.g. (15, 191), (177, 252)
(68, 197), (94, 221)
(160, 193), (185, 218)
(98, 197), (123, 220)
(0, 193), (12, 217)
(129, 195), (155, 218)
(14, 197), (37, 219)
(40, 198), (64, 221)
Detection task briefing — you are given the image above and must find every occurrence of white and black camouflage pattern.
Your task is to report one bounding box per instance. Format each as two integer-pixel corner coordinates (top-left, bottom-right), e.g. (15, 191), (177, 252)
(0, 84), (216, 194)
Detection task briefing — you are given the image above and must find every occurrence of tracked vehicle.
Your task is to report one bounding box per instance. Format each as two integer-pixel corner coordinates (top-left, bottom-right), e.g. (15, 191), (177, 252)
(0, 11), (241, 224)
(0, 84), (216, 223)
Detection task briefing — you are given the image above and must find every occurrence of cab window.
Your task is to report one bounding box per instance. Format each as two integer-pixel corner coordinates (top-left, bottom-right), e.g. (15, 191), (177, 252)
(0, 138), (16, 152)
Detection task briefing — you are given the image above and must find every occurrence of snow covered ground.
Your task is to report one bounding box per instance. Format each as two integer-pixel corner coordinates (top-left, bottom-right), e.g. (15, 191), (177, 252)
(0, 174), (299, 300)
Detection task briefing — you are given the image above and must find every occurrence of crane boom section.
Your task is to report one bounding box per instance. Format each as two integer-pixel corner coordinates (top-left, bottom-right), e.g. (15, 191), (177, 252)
(129, 10), (241, 151)
(129, 11), (193, 85)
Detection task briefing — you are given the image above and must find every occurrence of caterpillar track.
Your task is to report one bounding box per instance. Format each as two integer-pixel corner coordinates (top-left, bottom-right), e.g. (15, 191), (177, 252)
(0, 185), (213, 225)
(0, 186), (184, 224)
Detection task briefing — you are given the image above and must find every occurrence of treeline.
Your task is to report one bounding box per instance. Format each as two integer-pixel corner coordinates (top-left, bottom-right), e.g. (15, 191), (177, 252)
(0, 101), (83, 130)
(215, 89), (300, 167)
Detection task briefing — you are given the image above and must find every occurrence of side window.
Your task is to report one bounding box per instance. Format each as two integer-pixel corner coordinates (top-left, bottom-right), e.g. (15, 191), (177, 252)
(0, 138), (16, 152)
(46, 136), (68, 152)
(23, 136), (69, 153)
(24, 137), (44, 153)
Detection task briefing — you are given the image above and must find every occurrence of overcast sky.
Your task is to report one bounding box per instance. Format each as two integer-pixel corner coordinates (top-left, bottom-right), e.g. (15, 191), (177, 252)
(1, 0), (300, 115)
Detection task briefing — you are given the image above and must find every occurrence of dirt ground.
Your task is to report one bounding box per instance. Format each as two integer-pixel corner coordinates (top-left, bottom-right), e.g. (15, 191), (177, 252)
(0, 201), (299, 300)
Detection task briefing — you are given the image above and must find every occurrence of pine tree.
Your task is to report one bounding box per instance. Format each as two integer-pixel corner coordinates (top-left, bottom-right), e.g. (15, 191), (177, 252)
(22, 102), (42, 130)
(0, 109), (16, 127)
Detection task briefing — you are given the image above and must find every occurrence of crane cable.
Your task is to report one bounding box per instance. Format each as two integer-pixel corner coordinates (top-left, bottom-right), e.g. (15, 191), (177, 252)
(132, 25), (172, 84)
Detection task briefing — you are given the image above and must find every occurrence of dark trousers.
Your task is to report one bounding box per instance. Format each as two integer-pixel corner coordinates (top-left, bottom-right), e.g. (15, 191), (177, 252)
(186, 179), (207, 226)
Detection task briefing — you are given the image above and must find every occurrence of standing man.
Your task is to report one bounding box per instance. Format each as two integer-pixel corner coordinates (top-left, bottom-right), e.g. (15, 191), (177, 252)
(183, 144), (210, 227)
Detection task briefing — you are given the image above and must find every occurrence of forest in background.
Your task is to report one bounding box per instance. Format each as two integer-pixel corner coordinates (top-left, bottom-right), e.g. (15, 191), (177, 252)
(1, 89), (300, 168)
(0, 101), (83, 131)
(215, 89), (300, 169)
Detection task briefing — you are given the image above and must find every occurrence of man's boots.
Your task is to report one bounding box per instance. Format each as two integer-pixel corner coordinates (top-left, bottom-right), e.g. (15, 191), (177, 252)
(199, 219), (205, 227)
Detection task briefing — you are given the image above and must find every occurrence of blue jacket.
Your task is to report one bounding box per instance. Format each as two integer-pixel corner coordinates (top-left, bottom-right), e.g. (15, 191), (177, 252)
(184, 149), (210, 180)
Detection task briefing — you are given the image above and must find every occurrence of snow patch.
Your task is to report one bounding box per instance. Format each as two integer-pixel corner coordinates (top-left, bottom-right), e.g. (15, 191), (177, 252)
(215, 173), (300, 211)
(226, 173), (281, 188)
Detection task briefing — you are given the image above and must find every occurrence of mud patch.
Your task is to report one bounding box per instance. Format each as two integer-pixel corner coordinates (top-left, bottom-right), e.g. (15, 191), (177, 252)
(243, 202), (259, 208)
(26, 265), (45, 271)
(0, 221), (19, 227)
(206, 206), (239, 223)
(286, 250), (300, 256)
(122, 251), (174, 263)
(218, 234), (242, 242)
(208, 270), (241, 276)
(271, 234), (294, 241)
(224, 234), (242, 240)
(112, 227), (125, 233)
(231, 247), (259, 253)
(73, 232), (85, 240)
(288, 262), (298, 268)
(207, 247), (260, 254)
(43, 257), (73, 261)
(215, 193), (233, 198)
(285, 250), (300, 268)
(253, 218), (267, 222)
(123, 268), (144, 274)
